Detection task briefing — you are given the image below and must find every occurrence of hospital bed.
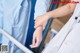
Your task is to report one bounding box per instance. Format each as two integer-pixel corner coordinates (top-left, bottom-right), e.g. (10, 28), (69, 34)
(0, 28), (33, 53)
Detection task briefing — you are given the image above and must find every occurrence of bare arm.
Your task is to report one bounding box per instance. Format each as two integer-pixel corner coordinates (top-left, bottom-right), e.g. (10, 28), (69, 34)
(34, 3), (77, 29)
(46, 3), (76, 19)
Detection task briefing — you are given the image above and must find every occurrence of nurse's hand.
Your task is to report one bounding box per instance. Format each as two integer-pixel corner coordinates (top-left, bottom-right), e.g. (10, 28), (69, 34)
(34, 14), (50, 30)
(30, 26), (43, 48)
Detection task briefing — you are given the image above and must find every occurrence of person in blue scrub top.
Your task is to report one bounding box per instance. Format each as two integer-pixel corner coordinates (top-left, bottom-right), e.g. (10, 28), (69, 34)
(0, 0), (51, 53)
(0, 0), (31, 53)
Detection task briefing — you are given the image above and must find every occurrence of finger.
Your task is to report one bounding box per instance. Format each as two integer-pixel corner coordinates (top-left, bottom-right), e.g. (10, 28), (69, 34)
(34, 24), (40, 29)
(35, 37), (42, 47)
(30, 41), (40, 48)
(30, 38), (41, 48)
(34, 20), (41, 28)
(30, 44), (37, 48)
(30, 39), (38, 48)
(30, 33), (37, 48)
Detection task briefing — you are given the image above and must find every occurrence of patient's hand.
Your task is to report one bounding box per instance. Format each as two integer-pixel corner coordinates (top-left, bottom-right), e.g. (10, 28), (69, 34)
(30, 26), (43, 48)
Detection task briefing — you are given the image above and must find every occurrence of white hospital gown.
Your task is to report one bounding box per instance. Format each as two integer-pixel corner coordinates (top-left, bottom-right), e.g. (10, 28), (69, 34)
(42, 0), (80, 53)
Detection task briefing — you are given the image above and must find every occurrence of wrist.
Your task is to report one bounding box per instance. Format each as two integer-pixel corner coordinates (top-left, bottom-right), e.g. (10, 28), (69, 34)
(36, 25), (43, 30)
(45, 12), (53, 19)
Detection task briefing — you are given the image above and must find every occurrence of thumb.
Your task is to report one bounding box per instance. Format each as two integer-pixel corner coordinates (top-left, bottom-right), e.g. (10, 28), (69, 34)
(34, 23), (40, 29)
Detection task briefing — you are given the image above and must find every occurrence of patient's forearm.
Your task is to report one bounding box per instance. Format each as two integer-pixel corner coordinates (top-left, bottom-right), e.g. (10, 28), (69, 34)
(46, 4), (76, 18)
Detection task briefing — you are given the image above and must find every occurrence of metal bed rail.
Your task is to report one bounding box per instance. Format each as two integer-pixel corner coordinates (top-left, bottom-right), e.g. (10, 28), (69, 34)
(0, 28), (33, 53)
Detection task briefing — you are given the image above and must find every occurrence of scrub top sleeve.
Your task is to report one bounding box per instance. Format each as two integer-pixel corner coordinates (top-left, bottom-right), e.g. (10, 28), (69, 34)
(34, 0), (51, 20)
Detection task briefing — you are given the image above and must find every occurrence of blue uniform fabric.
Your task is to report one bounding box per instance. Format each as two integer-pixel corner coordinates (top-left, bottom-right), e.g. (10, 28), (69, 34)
(0, 0), (31, 53)
(34, 0), (51, 20)
(25, 0), (36, 50)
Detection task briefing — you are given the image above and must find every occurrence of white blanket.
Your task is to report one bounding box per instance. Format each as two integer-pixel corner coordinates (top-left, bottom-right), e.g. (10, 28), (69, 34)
(42, 2), (80, 53)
